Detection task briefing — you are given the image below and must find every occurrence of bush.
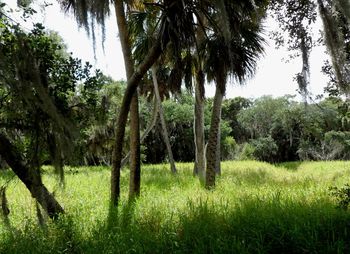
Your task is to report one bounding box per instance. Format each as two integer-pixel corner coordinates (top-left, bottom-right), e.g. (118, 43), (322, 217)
(221, 136), (237, 160)
(237, 143), (255, 160)
(251, 136), (278, 162)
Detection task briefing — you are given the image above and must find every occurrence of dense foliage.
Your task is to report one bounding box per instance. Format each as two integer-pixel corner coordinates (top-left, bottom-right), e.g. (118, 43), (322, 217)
(0, 11), (108, 171)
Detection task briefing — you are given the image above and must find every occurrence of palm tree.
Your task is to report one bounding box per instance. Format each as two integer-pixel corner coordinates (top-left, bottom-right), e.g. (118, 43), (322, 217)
(204, 0), (267, 188)
(128, 6), (178, 174)
(59, 0), (144, 203)
(193, 10), (206, 183)
(114, 1), (141, 200)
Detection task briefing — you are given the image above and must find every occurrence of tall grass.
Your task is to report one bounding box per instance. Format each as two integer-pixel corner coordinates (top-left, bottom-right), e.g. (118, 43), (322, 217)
(1, 161), (350, 253)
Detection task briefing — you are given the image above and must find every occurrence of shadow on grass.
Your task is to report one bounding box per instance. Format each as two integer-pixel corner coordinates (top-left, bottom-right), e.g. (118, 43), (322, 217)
(2, 197), (350, 254)
(277, 161), (303, 171)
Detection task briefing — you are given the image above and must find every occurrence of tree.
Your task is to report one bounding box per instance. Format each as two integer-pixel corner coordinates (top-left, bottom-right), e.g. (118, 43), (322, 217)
(114, 1), (141, 200)
(0, 12), (104, 217)
(59, 0), (142, 202)
(151, 66), (177, 173)
(221, 97), (252, 143)
(204, 0), (267, 188)
(317, 0), (350, 98)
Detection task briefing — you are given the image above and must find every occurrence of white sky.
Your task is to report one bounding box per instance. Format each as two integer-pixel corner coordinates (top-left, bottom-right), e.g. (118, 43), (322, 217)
(6, 0), (330, 100)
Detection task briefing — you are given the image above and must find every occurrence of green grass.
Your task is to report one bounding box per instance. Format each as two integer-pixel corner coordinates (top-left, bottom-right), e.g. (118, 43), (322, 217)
(1, 161), (350, 253)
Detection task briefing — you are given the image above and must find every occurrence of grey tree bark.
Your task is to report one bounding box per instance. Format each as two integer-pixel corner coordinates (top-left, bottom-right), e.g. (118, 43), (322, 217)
(193, 11), (206, 183)
(215, 126), (221, 175)
(193, 69), (206, 183)
(205, 85), (224, 189)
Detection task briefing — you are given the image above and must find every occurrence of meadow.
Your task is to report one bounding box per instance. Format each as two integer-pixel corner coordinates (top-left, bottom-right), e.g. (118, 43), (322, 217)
(1, 160), (350, 253)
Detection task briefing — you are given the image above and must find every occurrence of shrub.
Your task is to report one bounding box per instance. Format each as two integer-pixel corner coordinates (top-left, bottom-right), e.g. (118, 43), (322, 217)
(329, 184), (350, 210)
(237, 143), (255, 160)
(221, 136), (237, 160)
(251, 136), (278, 162)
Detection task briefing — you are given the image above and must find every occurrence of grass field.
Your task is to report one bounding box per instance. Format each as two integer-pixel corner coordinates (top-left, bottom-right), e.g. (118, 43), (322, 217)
(1, 160), (350, 253)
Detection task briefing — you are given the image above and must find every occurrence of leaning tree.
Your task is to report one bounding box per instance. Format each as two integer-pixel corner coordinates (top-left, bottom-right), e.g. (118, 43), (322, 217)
(0, 12), (105, 218)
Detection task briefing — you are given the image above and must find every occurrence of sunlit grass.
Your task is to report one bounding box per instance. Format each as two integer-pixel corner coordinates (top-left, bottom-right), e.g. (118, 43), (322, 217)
(1, 160), (350, 253)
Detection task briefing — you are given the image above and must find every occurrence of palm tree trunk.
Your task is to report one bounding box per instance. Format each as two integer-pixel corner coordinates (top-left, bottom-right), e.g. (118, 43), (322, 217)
(114, 1), (141, 200)
(193, 69), (206, 183)
(193, 11), (206, 183)
(0, 133), (64, 219)
(111, 29), (164, 208)
(151, 65), (177, 174)
(215, 126), (221, 175)
(121, 97), (158, 168)
(128, 95), (141, 199)
(205, 85), (224, 189)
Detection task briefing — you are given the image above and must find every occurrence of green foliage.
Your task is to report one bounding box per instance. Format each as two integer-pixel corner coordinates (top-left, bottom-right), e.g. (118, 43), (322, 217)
(221, 136), (237, 160)
(235, 95), (348, 162)
(0, 11), (108, 170)
(329, 184), (350, 210)
(251, 136), (278, 162)
(1, 161), (350, 253)
(238, 143), (256, 160)
(222, 97), (251, 143)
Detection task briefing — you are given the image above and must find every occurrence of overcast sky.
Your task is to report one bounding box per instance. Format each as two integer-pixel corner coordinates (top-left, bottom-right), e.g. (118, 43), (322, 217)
(7, 0), (330, 100)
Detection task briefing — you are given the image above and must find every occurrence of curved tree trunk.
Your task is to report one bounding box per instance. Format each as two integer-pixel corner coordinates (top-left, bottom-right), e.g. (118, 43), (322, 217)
(121, 97), (158, 168)
(193, 69), (206, 183)
(110, 31), (164, 208)
(205, 85), (224, 189)
(114, 1), (140, 201)
(151, 65), (177, 174)
(0, 133), (64, 219)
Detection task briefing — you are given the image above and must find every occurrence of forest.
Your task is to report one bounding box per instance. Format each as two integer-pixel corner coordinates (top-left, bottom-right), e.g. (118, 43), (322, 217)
(1, 0), (350, 253)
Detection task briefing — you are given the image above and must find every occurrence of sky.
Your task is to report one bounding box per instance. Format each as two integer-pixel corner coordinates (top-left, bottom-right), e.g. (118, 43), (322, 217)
(6, 0), (330, 100)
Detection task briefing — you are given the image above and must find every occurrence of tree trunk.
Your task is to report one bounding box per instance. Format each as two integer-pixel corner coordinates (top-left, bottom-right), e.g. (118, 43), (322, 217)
(193, 69), (206, 183)
(205, 85), (224, 189)
(193, 10), (206, 183)
(121, 97), (159, 168)
(110, 29), (164, 208)
(151, 65), (177, 174)
(114, 1), (140, 200)
(0, 133), (64, 219)
(128, 95), (141, 199)
(215, 126), (221, 175)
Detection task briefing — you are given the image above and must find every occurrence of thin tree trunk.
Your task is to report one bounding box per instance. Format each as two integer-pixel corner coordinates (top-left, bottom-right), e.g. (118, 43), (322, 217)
(128, 96), (141, 199)
(0, 133), (64, 219)
(151, 65), (177, 174)
(193, 11), (206, 183)
(193, 69), (206, 183)
(114, 1), (140, 200)
(111, 29), (164, 208)
(215, 126), (221, 175)
(121, 97), (159, 168)
(205, 86), (224, 189)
